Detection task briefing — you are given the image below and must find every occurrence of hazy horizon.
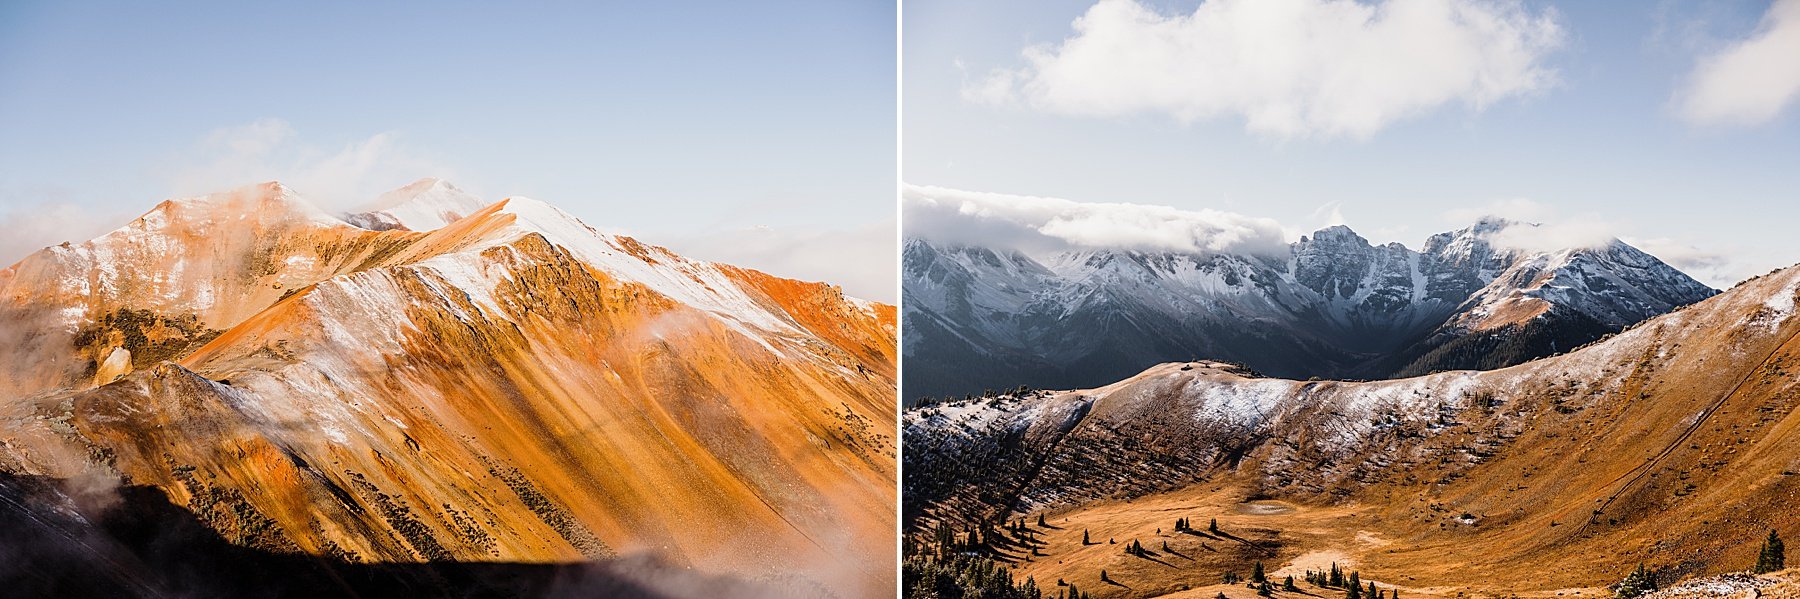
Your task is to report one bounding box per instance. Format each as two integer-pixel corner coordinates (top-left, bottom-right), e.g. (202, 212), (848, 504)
(0, 1), (897, 301)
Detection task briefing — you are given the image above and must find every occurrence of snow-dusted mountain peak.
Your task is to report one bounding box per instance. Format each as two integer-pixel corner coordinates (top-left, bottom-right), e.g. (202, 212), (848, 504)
(156, 180), (343, 226)
(347, 178), (489, 231)
(903, 218), (1718, 401)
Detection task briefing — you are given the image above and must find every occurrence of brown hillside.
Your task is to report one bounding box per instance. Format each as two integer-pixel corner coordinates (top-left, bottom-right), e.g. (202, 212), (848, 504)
(905, 264), (1800, 597)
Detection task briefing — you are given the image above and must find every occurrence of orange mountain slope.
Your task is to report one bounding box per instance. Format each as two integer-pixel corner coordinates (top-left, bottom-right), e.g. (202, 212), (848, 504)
(0, 181), (897, 598)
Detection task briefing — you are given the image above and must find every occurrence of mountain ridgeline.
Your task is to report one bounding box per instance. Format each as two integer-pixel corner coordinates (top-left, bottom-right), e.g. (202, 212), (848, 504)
(902, 219), (1716, 402)
(903, 262), (1800, 595)
(0, 180), (898, 598)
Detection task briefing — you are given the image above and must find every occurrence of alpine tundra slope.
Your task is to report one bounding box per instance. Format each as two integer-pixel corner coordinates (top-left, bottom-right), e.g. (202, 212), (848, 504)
(905, 260), (1800, 597)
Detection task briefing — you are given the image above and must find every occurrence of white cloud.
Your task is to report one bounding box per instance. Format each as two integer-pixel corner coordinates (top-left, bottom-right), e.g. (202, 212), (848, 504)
(905, 185), (1751, 287)
(1485, 219), (1616, 253)
(0, 200), (136, 267)
(1678, 0), (1800, 126)
(966, 0), (1563, 139)
(1623, 236), (1746, 288)
(167, 118), (459, 211)
(902, 184), (1289, 257)
(1441, 197), (1551, 223)
(1313, 201), (1348, 226)
(1439, 198), (1616, 253)
(660, 220), (898, 304)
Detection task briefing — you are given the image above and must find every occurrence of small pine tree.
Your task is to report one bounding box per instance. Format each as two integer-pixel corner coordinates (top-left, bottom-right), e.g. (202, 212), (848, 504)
(1210, 518), (1220, 533)
(1252, 561), (1267, 583)
(1613, 562), (1655, 599)
(1348, 571), (1361, 593)
(1083, 529), (1090, 545)
(1100, 569), (1110, 583)
(1346, 581), (1362, 599)
(1039, 513), (1047, 527)
(1330, 563), (1344, 587)
(1368, 581), (1378, 598)
(1755, 530), (1786, 574)
(1258, 581), (1273, 597)
(1285, 575), (1298, 591)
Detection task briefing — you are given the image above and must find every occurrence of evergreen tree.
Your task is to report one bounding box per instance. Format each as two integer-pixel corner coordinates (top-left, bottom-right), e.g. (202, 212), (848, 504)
(1083, 529), (1090, 545)
(1258, 581), (1273, 597)
(1285, 575), (1298, 592)
(1613, 562), (1655, 599)
(1209, 518), (1220, 533)
(1368, 581), (1378, 598)
(1346, 581), (1361, 599)
(1252, 560), (1267, 583)
(1100, 569), (1110, 584)
(1329, 563), (1344, 587)
(1348, 571), (1361, 593)
(1755, 530), (1786, 574)
(1038, 513), (1047, 527)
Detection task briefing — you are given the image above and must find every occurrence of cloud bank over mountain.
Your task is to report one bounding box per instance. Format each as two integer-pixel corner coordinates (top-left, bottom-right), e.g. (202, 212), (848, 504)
(903, 184), (1289, 258)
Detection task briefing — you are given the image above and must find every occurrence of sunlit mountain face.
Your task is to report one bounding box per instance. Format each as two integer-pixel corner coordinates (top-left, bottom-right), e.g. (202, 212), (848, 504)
(0, 179), (897, 598)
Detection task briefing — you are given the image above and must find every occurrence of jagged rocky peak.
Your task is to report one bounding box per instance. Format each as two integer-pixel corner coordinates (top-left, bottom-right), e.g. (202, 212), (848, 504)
(1298, 224), (1369, 247)
(1293, 224), (1384, 300)
(902, 215), (1719, 400)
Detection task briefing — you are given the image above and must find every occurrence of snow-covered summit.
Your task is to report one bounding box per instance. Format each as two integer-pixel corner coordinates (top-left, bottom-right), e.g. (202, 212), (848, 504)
(345, 177), (489, 231)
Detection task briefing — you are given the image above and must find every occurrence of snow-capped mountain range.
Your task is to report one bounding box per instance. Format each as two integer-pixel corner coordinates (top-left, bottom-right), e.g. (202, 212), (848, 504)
(902, 260), (1800, 593)
(903, 218), (1716, 401)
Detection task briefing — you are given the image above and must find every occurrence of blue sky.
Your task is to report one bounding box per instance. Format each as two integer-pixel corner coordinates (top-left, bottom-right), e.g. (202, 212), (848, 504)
(904, 0), (1800, 287)
(0, 1), (897, 300)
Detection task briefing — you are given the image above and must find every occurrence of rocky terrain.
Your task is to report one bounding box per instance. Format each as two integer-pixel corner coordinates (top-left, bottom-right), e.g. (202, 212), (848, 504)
(904, 261), (1800, 596)
(903, 219), (1716, 402)
(0, 180), (897, 598)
